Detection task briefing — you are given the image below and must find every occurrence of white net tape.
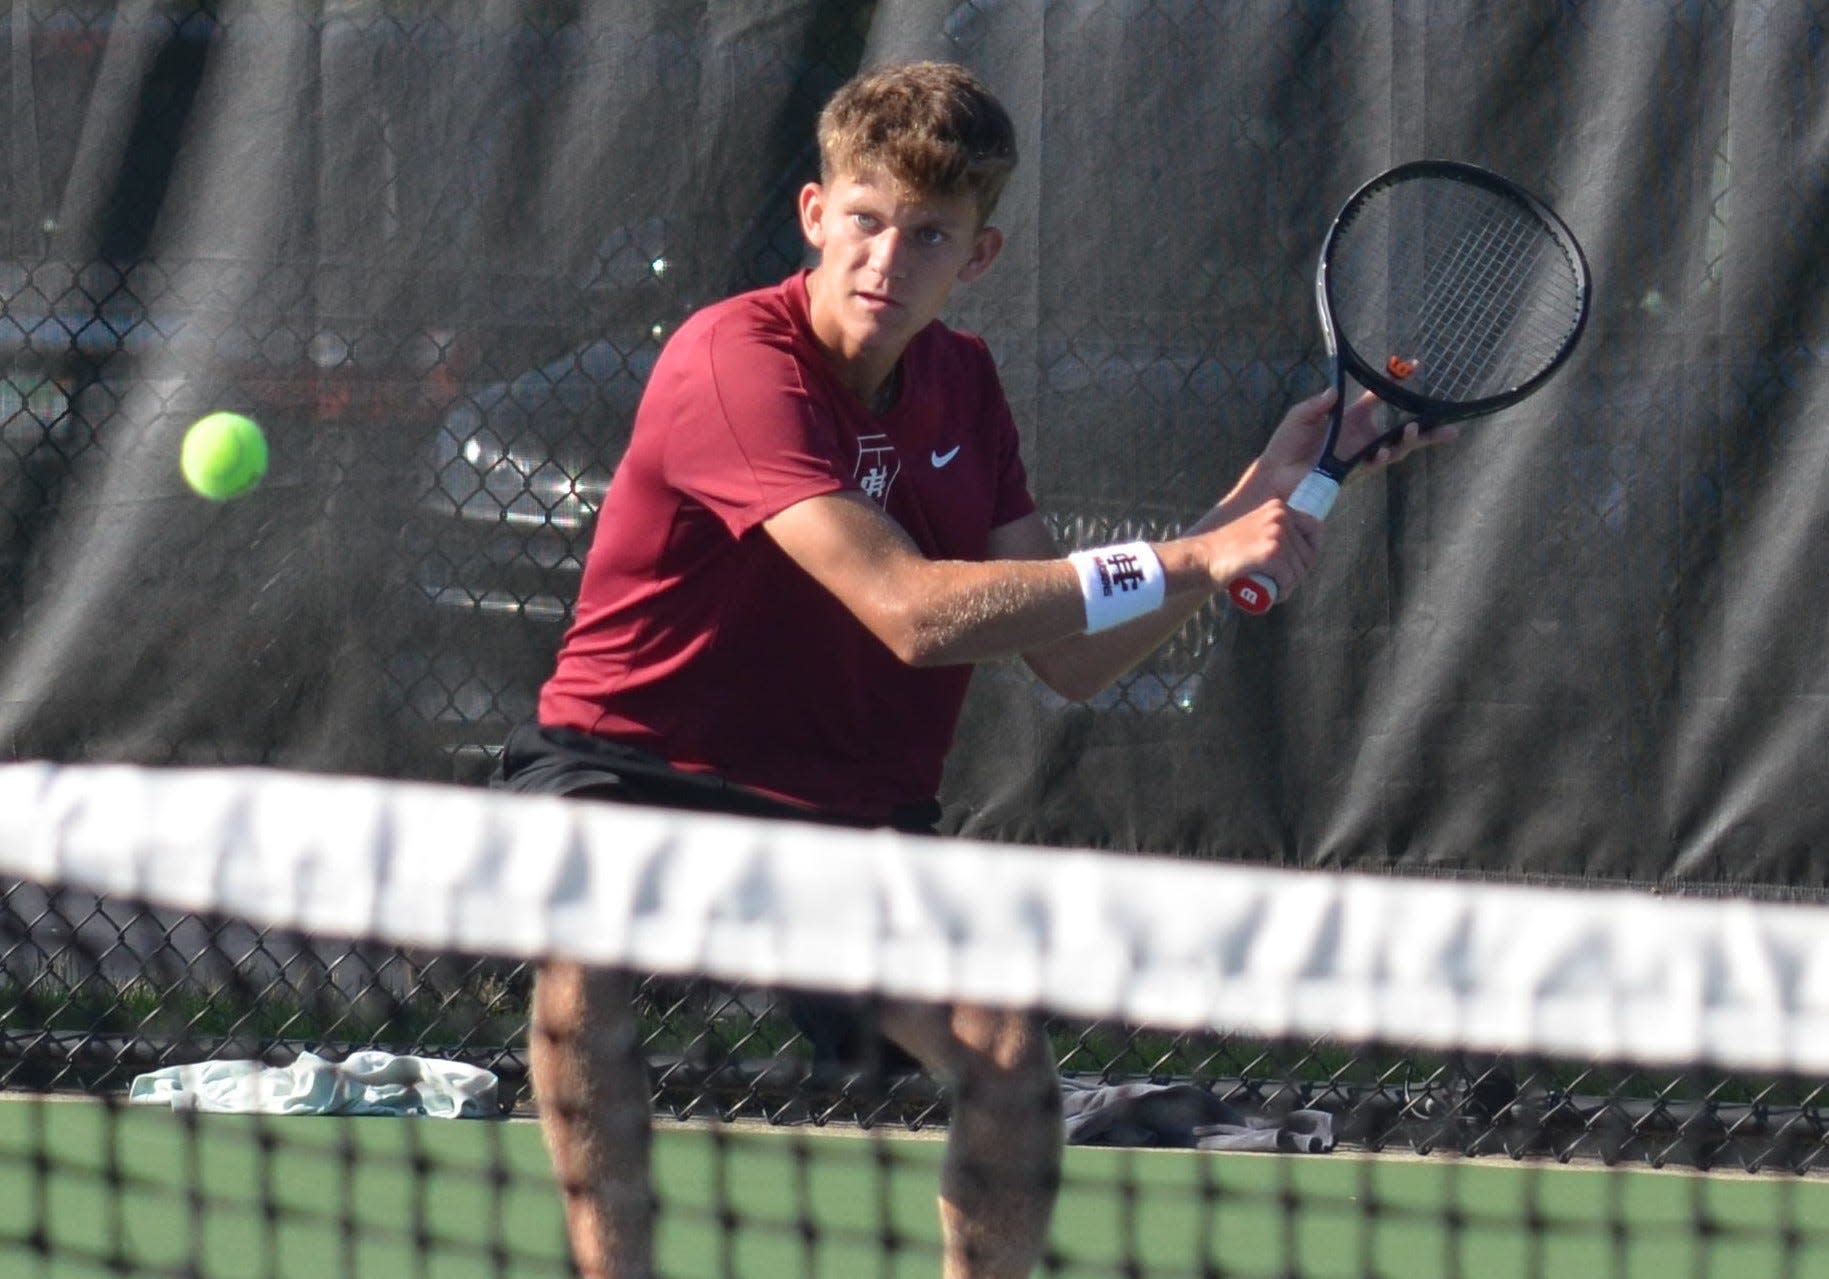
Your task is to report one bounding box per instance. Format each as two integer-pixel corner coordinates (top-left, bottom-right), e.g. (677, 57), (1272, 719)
(4, 761), (1829, 1074)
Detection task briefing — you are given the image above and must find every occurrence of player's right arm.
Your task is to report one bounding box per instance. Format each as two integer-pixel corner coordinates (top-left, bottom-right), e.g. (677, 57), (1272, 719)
(1005, 388), (1448, 698)
(758, 487), (1320, 684)
(759, 386), (1441, 696)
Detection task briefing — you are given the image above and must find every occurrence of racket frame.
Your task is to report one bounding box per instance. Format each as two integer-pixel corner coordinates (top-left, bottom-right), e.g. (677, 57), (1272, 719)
(1324, 159), (1591, 449)
(1228, 159), (1591, 615)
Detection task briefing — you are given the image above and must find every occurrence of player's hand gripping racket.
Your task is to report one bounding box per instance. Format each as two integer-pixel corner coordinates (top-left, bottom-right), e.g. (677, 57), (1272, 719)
(1228, 160), (1591, 615)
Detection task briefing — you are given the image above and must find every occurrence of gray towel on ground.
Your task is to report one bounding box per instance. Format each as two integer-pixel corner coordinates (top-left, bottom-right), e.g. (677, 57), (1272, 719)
(1062, 1080), (1335, 1153)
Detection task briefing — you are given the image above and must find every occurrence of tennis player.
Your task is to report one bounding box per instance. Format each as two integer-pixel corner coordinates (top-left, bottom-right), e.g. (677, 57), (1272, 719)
(498, 61), (1437, 1279)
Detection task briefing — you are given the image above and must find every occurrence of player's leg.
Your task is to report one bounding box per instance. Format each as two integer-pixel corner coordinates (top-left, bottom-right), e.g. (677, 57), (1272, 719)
(530, 961), (653, 1279)
(882, 1001), (1062, 1279)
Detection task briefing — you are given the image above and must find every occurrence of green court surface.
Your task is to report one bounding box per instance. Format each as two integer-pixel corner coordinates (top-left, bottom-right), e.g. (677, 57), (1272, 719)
(4, 1096), (1828, 1278)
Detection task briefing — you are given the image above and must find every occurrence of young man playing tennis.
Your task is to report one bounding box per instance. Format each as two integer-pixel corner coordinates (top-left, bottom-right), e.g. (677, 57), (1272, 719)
(500, 61), (1434, 1279)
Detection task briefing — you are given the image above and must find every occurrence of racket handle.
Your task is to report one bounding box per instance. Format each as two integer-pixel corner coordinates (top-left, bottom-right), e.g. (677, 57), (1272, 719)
(1226, 471), (1342, 615)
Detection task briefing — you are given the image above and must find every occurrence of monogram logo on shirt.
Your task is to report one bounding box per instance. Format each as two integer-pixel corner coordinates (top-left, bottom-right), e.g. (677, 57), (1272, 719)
(856, 434), (900, 505)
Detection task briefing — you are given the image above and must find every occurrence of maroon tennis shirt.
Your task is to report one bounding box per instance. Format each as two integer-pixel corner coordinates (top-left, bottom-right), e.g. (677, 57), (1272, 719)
(539, 271), (1035, 823)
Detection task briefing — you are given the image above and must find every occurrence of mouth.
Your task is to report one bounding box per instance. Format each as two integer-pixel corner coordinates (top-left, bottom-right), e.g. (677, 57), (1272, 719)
(854, 290), (901, 312)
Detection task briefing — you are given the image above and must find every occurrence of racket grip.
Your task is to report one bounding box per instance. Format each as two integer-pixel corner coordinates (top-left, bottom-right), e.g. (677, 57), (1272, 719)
(1225, 471), (1342, 615)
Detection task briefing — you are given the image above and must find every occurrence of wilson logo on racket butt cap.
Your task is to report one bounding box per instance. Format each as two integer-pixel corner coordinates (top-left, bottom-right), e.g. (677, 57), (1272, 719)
(1228, 579), (1273, 614)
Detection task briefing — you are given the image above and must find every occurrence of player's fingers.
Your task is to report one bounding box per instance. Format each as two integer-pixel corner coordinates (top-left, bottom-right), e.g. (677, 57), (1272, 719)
(1340, 388), (1378, 437)
(1217, 499), (1322, 595)
(1365, 419), (1461, 470)
(1366, 420), (1422, 469)
(1290, 513), (1323, 575)
(1266, 510), (1322, 592)
(1277, 386), (1338, 439)
(1271, 546), (1309, 599)
(1423, 421), (1461, 452)
(1280, 506), (1319, 556)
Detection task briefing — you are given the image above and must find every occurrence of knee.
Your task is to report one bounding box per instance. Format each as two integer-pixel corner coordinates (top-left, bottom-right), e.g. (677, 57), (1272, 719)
(964, 1008), (1053, 1073)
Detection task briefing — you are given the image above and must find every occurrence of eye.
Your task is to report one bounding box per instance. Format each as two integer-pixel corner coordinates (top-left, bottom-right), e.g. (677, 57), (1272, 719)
(852, 212), (881, 232)
(916, 227), (949, 247)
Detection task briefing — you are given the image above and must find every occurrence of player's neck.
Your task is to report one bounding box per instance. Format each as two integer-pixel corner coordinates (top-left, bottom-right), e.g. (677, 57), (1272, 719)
(866, 362), (903, 415)
(830, 348), (902, 410)
(804, 272), (910, 411)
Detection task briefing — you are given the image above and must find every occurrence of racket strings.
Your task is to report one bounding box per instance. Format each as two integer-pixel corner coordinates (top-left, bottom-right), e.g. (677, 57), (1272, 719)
(1426, 202), (1572, 393)
(1419, 210), (1555, 399)
(1408, 194), (1574, 399)
(1335, 178), (1585, 409)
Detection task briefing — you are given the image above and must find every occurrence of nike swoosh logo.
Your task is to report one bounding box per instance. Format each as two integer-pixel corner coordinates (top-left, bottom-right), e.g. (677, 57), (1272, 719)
(931, 445), (961, 468)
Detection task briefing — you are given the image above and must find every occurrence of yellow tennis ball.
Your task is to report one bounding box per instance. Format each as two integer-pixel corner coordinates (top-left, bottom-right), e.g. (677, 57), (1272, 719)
(180, 412), (268, 501)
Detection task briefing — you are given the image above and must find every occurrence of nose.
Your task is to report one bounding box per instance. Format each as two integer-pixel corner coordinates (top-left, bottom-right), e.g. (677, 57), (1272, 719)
(868, 227), (906, 279)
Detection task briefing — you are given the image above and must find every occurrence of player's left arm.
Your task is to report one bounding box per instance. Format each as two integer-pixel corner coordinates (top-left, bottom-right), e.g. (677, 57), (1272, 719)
(1237, 387), (1448, 510)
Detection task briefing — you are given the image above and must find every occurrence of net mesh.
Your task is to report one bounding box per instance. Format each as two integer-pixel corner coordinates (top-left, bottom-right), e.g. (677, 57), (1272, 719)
(5, 763), (1829, 1278)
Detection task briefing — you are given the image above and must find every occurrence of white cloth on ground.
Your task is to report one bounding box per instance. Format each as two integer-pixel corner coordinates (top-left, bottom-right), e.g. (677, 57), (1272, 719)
(128, 1050), (499, 1118)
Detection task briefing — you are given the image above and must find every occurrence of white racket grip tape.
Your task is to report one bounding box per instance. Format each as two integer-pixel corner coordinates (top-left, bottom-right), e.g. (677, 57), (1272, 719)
(1226, 470), (1342, 615)
(1287, 470), (1341, 520)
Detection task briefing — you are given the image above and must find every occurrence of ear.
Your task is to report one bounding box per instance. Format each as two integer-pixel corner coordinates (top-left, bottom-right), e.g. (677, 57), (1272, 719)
(798, 182), (828, 250)
(957, 226), (1004, 284)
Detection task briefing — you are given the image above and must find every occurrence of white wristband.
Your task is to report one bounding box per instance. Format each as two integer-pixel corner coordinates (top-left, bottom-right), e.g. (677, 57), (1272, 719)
(1068, 542), (1167, 634)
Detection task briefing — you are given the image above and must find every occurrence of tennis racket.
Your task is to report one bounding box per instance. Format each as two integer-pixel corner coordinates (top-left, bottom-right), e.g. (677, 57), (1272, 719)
(1227, 160), (1591, 615)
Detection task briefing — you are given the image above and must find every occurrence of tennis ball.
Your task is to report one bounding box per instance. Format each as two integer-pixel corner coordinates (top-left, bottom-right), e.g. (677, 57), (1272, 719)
(180, 412), (268, 501)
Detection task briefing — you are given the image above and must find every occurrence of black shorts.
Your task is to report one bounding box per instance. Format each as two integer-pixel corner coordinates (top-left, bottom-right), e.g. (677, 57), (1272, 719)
(492, 722), (941, 832)
(492, 723), (929, 1075)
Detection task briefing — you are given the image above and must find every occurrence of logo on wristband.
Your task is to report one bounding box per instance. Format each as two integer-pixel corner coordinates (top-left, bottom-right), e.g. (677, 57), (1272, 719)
(1093, 551), (1150, 596)
(1070, 542), (1166, 634)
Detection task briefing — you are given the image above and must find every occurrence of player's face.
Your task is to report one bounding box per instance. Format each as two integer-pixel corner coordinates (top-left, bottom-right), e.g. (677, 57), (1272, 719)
(800, 171), (1002, 369)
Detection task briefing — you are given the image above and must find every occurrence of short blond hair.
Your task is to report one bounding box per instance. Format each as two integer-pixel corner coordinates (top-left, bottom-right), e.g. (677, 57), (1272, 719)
(816, 62), (1019, 225)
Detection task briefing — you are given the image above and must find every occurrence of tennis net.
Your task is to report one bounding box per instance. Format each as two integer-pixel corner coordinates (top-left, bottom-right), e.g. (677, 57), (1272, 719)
(4, 761), (1829, 1278)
